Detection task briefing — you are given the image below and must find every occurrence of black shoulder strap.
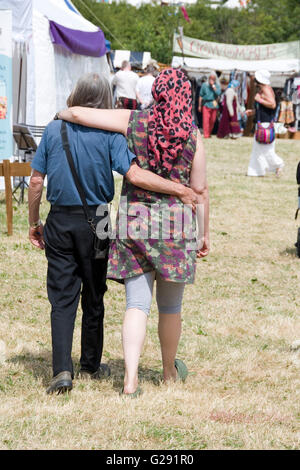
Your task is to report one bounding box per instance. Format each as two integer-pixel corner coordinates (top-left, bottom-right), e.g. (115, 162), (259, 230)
(256, 102), (261, 123)
(60, 120), (96, 232)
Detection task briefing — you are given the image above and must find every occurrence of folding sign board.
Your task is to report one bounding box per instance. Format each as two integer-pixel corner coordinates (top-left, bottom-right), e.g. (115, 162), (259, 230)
(0, 9), (13, 161)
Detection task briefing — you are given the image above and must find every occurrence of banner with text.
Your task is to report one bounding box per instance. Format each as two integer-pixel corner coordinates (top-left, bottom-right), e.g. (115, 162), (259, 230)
(0, 10), (13, 161)
(173, 33), (300, 62)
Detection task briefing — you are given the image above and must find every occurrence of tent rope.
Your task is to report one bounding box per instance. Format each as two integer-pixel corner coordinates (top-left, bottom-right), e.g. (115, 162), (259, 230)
(75, 0), (127, 50)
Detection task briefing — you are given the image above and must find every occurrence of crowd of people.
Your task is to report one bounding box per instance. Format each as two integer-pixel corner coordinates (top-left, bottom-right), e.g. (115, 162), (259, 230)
(111, 60), (157, 111)
(195, 68), (284, 177)
(110, 62), (285, 178)
(27, 63), (287, 397)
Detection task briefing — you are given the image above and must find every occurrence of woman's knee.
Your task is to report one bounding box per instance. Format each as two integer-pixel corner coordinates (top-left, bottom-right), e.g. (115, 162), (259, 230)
(125, 271), (155, 316)
(156, 275), (185, 314)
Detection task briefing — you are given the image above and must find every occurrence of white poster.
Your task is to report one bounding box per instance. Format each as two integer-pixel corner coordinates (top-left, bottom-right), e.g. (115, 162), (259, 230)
(0, 9), (13, 161)
(173, 33), (300, 62)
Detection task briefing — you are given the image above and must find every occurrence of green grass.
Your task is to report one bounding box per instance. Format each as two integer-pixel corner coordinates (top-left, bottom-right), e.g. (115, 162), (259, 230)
(0, 136), (299, 450)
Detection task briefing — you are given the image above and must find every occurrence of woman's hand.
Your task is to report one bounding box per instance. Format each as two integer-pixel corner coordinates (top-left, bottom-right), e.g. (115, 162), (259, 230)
(254, 87), (276, 109)
(255, 92), (262, 103)
(197, 235), (210, 258)
(245, 109), (255, 117)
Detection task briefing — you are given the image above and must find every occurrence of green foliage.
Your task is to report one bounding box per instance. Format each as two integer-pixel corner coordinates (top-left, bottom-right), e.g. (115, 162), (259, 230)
(72, 0), (300, 64)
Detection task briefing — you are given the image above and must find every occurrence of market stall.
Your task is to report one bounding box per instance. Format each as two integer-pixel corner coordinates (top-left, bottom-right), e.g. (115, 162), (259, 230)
(1, 0), (110, 127)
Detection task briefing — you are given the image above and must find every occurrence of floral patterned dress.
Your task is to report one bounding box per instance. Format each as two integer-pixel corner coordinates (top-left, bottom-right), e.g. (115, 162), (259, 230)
(107, 110), (198, 284)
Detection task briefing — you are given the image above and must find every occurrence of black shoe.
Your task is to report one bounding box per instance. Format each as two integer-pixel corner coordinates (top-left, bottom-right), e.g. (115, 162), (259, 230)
(46, 371), (73, 395)
(78, 363), (111, 380)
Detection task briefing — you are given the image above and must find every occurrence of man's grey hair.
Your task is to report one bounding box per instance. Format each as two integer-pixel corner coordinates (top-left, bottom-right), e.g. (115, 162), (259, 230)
(209, 71), (217, 79)
(121, 60), (130, 70)
(67, 73), (113, 109)
(145, 64), (157, 75)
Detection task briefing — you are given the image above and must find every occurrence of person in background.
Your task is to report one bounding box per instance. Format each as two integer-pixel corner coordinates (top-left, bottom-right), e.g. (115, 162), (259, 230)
(112, 60), (139, 110)
(28, 73), (198, 395)
(246, 70), (284, 177)
(219, 77), (229, 99)
(217, 79), (243, 139)
(135, 64), (156, 110)
(195, 76), (207, 129)
(198, 71), (221, 138)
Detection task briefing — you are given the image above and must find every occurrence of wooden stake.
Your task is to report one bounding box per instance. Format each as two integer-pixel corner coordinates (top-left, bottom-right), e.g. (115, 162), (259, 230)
(0, 160), (31, 235)
(3, 160), (13, 235)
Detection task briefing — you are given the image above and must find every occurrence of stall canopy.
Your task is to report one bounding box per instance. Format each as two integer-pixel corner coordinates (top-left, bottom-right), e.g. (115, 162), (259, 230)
(172, 56), (300, 74)
(1, 0), (110, 126)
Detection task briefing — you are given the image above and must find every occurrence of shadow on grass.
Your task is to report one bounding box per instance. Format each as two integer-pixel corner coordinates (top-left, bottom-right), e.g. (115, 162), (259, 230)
(8, 353), (162, 391)
(105, 358), (162, 392)
(9, 350), (52, 386)
(280, 246), (298, 257)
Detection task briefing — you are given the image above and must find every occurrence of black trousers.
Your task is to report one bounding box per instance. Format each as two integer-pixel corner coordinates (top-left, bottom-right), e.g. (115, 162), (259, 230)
(44, 206), (108, 378)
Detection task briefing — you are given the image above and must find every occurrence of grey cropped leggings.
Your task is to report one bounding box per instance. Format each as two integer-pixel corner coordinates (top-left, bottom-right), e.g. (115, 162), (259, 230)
(125, 271), (185, 316)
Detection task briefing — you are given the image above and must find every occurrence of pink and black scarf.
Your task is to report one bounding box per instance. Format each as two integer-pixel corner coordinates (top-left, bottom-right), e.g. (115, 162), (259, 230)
(148, 68), (194, 172)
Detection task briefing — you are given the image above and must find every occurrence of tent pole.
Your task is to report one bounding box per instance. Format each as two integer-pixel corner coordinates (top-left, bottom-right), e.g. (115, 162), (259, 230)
(178, 26), (186, 66)
(16, 55), (23, 124)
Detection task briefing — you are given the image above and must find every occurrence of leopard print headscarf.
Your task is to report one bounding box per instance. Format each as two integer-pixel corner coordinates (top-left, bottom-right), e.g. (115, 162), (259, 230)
(148, 68), (194, 172)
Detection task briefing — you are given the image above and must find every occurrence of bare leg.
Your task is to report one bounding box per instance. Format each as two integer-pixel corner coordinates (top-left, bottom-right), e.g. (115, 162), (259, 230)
(122, 308), (147, 394)
(158, 313), (182, 382)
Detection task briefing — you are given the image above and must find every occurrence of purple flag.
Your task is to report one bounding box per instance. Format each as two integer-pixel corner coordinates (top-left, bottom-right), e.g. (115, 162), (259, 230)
(49, 20), (107, 57)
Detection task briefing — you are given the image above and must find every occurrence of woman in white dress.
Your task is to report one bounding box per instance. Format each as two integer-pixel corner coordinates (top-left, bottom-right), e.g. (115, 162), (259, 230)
(246, 70), (284, 177)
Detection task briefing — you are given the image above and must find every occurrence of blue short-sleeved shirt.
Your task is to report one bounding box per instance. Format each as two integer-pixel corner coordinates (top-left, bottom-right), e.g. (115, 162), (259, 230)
(31, 120), (136, 206)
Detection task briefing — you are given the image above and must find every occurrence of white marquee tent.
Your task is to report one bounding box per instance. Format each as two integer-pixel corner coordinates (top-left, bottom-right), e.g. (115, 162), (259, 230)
(0, 0), (110, 127)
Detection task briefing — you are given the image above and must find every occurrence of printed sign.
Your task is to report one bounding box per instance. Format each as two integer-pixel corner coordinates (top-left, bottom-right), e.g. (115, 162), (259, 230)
(0, 10), (13, 161)
(173, 33), (300, 62)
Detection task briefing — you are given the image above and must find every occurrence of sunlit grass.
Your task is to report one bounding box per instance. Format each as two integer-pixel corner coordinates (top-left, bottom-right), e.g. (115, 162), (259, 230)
(0, 136), (299, 449)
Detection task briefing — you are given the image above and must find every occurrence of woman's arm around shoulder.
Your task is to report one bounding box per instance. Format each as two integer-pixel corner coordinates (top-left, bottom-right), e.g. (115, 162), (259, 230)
(58, 107), (131, 135)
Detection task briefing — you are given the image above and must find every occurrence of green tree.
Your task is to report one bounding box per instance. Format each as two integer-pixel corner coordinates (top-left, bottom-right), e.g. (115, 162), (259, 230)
(72, 0), (300, 64)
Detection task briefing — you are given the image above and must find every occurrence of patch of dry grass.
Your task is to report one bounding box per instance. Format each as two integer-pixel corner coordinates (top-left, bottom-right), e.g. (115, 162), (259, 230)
(0, 137), (299, 449)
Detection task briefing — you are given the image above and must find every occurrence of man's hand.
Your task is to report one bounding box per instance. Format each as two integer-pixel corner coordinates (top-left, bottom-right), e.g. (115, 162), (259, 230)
(197, 235), (210, 258)
(177, 185), (198, 208)
(126, 163), (198, 207)
(29, 223), (45, 250)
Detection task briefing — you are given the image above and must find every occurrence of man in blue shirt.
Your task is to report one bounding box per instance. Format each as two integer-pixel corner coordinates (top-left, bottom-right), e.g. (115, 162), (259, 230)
(28, 73), (197, 395)
(198, 72), (221, 138)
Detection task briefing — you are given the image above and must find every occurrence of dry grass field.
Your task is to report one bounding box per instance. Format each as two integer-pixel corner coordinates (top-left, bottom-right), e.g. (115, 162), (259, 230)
(0, 136), (299, 450)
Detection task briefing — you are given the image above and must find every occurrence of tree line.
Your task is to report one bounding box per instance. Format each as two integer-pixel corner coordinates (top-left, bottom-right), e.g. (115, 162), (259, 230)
(73, 0), (300, 65)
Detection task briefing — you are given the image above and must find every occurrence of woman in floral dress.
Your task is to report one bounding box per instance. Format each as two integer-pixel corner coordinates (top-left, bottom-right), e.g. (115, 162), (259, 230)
(59, 69), (209, 396)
